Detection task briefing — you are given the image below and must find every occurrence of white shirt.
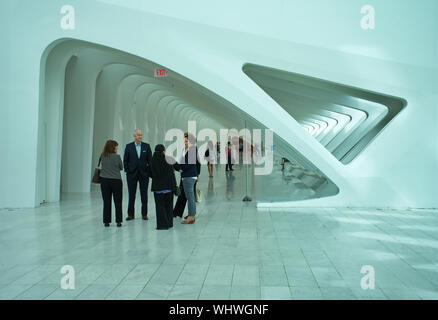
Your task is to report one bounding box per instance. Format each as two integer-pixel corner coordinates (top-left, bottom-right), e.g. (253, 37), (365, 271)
(135, 142), (141, 158)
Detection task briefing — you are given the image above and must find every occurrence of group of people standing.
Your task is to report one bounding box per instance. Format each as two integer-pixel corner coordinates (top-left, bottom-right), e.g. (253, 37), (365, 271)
(204, 140), (237, 174)
(97, 130), (201, 229)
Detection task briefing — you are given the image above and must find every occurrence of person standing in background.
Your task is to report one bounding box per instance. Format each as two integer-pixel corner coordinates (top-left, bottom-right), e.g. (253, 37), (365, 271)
(123, 129), (152, 221)
(225, 141), (233, 172)
(99, 140), (123, 227)
(204, 140), (216, 178)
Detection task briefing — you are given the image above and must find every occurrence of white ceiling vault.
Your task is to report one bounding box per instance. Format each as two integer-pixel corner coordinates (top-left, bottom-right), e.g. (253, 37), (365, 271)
(1, 0), (437, 208)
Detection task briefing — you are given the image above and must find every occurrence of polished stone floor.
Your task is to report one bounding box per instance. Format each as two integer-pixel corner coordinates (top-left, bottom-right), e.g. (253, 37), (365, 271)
(1, 163), (438, 300)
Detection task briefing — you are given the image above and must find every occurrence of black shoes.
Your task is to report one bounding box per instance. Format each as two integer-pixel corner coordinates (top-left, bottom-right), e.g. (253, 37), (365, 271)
(104, 223), (122, 227)
(126, 215), (148, 221)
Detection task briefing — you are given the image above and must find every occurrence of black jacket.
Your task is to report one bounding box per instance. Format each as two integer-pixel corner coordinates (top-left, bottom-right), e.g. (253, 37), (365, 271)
(123, 142), (152, 177)
(179, 146), (201, 178)
(150, 155), (179, 192)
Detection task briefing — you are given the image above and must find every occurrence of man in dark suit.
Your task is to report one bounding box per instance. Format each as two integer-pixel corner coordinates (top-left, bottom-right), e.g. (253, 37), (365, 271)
(123, 129), (152, 221)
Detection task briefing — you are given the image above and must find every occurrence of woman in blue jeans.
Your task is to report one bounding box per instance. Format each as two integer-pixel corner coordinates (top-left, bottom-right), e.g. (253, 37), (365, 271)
(174, 132), (200, 224)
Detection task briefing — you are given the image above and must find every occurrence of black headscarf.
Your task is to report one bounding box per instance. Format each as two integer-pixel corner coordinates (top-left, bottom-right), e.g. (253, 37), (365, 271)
(150, 144), (167, 177)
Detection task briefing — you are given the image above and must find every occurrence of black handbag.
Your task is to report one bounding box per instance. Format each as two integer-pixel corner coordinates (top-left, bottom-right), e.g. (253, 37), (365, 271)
(175, 179), (184, 197)
(173, 186), (181, 197)
(91, 157), (102, 184)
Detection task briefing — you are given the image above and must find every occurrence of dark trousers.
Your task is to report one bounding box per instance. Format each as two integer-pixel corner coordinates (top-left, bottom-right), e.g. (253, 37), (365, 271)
(127, 173), (149, 217)
(100, 178), (123, 224)
(226, 155), (233, 171)
(173, 180), (197, 218)
(154, 192), (174, 229)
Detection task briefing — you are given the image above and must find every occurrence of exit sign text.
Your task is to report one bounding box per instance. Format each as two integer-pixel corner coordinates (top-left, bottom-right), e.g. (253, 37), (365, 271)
(154, 68), (168, 78)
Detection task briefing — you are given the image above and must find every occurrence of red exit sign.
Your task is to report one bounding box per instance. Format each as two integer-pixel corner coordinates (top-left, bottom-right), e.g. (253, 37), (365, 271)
(154, 67), (168, 78)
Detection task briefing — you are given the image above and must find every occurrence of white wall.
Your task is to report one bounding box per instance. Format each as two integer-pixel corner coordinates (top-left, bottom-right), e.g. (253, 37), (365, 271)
(0, 0), (437, 208)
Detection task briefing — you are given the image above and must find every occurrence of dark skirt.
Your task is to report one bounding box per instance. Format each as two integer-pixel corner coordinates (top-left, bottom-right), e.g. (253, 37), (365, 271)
(154, 192), (174, 229)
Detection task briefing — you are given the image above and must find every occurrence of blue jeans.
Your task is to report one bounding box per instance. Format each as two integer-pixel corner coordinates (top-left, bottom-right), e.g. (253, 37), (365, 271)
(182, 178), (197, 217)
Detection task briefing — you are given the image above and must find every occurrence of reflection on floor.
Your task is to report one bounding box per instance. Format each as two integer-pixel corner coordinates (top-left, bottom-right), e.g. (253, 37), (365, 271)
(0, 164), (437, 300)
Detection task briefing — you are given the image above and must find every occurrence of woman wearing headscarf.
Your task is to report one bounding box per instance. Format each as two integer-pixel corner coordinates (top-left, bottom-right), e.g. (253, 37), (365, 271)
(149, 144), (179, 230)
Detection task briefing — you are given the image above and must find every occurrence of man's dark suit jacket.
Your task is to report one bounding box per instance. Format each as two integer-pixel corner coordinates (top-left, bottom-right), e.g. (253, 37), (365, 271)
(123, 141), (152, 177)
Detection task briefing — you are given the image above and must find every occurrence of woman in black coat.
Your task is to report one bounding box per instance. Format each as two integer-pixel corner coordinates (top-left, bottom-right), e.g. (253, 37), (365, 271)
(149, 144), (179, 230)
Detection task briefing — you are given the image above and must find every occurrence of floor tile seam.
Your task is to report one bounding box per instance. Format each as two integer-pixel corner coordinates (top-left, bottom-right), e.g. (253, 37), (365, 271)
(11, 282), (47, 300)
(161, 252), (189, 300)
(74, 283), (100, 300)
(52, 281), (89, 299)
(7, 264), (43, 286)
(375, 238), (438, 287)
(299, 248), (320, 289)
(0, 283), (35, 300)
